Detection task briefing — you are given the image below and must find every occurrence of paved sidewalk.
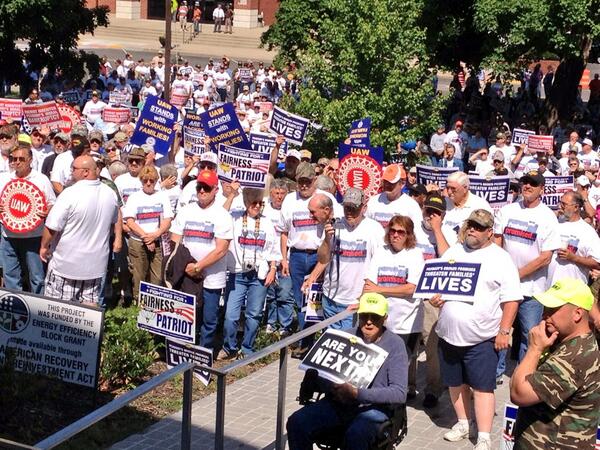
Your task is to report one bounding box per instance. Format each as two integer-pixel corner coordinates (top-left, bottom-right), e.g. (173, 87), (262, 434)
(111, 350), (513, 450)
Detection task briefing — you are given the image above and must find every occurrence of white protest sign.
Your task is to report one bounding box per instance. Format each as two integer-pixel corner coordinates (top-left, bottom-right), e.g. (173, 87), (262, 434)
(137, 282), (196, 344)
(414, 260), (482, 302)
(302, 279), (324, 322)
(299, 329), (388, 389)
(217, 143), (271, 188)
(0, 290), (103, 387)
(541, 176), (574, 210)
(511, 128), (535, 147)
(268, 106), (310, 146)
(468, 175), (511, 210)
(165, 339), (212, 386)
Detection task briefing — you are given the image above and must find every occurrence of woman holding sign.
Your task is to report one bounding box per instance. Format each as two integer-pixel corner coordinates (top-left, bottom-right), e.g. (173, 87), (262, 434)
(364, 215), (425, 397)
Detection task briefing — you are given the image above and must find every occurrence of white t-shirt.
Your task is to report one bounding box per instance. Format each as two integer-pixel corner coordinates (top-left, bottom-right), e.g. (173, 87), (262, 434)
(82, 100), (107, 124)
(489, 144), (517, 167)
(45, 179), (118, 280)
(170, 201), (233, 289)
(366, 245), (425, 334)
(435, 243), (523, 346)
(227, 211), (281, 273)
(122, 190), (174, 241)
(548, 218), (600, 284)
(0, 170), (56, 238)
(322, 217), (384, 305)
(262, 200), (284, 237)
(514, 154), (535, 179)
(474, 159), (494, 176)
(443, 192), (493, 232)
(588, 185), (600, 209)
(213, 72), (231, 89)
(32, 145), (54, 172)
(50, 151), (74, 188)
(161, 185), (182, 214)
(415, 222), (458, 260)
(494, 200), (561, 295)
(578, 151), (600, 171)
(114, 172), (142, 205)
(560, 141), (582, 155)
(366, 192), (423, 230)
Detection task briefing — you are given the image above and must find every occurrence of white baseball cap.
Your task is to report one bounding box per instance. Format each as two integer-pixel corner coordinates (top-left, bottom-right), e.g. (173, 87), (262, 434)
(286, 149), (301, 161)
(577, 174), (591, 187)
(583, 138), (594, 147)
(200, 152), (219, 165)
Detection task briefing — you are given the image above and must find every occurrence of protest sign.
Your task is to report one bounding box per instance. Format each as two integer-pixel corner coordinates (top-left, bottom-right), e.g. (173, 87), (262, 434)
(344, 117), (371, 148)
(0, 289), (103, 388)
(0, 179), (48, 234)
(130, 95), (177, 155)
(109, 91), (128, 106)
(336, 143), (383, 198)
(0, 99), (23, 121)
(416, 164), (459, 189)
(22, 101), (62, 129)
(468, 175), (511, 209)
(249, 131), (288, 155)
(182, 111), (205, 154)
(299, 329), (388, 388)
(199, 102), (250, 153)
(102, 107), (131, 124)
(511, 128), (535, 147)
(137, 282), (196, 343)
(238, 68), (253, 80)
(217, 143), (270, 188)
(255, 101), (273, 113)
(414, 260), (481, 302)
(268, 106), (310, 146)
(302, 280), (324, 322)
(527, 135), (554, 153)
(61, 90), (81, 104)
(170, 90), (189, 108)
(165, 340), (212, 386)
(542, 176), (574, 210)
(57, 104), (82, 134)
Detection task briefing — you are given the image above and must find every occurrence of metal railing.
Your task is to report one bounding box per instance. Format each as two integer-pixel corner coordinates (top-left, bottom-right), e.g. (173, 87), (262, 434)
(34, 309), (353, 450)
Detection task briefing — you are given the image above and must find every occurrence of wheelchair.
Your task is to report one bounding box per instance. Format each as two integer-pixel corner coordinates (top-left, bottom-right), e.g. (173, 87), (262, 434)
(296, 369), (408, 450)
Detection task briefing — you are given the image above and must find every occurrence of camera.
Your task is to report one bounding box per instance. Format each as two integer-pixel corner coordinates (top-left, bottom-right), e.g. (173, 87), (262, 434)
(245, 262), (256, 271)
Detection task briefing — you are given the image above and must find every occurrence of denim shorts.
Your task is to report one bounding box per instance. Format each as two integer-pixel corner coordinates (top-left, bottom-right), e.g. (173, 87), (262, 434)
(438, 338), (498, 392)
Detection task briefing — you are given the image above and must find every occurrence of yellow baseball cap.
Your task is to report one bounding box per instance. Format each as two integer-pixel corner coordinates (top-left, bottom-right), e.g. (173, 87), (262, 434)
(534, 278), (594, 311)
(357, 293), (388, 317)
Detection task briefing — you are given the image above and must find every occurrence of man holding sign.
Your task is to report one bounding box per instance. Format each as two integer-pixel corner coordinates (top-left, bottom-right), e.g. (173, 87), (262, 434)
(287, 293), (408, 450)
(427, 209), (521, 450)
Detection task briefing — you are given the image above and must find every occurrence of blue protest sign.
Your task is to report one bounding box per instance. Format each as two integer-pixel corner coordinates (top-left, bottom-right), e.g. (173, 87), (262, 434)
(183, 111), (205, 155)
(542, 176), (574, 210)
(217, 143), (271, 188)
(130, 95), (177, 155)
(468, 175), (511, 209)
(416, 164), (459, 189)
(511, 128), (535, 146)
(414, 260), (481, 302)
(199, 102), (250, 152)
(268, 106), (310, 146)
(165, 339), (212, 386)
(137, 282), (196, 343)
(249, 131), (288, 155)
(344, 117), (371, 148)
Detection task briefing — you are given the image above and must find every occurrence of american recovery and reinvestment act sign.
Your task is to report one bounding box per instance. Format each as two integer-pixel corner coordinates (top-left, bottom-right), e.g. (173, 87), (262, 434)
(414, 260), (482, 302)
(130, 95), (177, 155)
(137, 282), (196, 343)
(299, 329), (388, 389)
(0, 290), (103, 388)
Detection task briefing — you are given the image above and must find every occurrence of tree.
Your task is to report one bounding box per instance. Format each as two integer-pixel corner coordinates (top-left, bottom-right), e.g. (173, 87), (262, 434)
(262, 0), (446, 156)
(0, 0), (109, 97)
(422, 0), (600, 125)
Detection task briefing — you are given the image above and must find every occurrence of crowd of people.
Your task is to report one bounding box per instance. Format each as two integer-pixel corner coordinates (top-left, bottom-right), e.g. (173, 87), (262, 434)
(3, 54), (600, 450)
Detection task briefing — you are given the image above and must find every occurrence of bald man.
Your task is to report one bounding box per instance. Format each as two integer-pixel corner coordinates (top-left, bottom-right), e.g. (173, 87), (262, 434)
(41, 154), (119, 304)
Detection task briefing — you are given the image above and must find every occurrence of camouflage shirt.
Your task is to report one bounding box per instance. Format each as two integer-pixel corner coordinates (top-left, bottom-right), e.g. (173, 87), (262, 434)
(513, 332), (600, 450)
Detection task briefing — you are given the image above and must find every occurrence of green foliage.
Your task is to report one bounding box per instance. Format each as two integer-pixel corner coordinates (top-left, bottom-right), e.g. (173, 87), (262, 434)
(0, 0), (109, 90)
(100, 307), (161, 389)
(262, 0), (447, 156)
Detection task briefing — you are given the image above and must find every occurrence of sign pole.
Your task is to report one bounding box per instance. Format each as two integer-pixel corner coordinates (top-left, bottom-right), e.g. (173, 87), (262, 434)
(164, 0), (172, 101)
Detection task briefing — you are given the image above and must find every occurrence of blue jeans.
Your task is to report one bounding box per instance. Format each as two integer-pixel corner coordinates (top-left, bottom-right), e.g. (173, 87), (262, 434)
(287, 398), (389, 450)
(223, 272), (268, 355)
(289, 249), (318, 348)
(266, 272), (294, 330)
(1, 236), (44, 294)
(200, 287), (223, 349)
(323, 295), (354, 330)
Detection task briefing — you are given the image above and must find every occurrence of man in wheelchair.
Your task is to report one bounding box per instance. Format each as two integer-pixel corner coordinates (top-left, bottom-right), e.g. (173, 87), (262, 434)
(287, 293), (409, 450)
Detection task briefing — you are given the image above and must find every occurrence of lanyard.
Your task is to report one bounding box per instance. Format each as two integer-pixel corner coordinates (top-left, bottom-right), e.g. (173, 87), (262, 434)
(241, 213), (261, 269)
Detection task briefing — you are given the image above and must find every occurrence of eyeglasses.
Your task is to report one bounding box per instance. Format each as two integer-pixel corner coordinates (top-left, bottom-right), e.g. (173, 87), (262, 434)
(0, 134), (11, 139)
(248, 200), (264, 207)
(297, 178), (313, 186)
(9, 156), (28, 163)
(559, 201), (577, 207)
(389, 228), (407, 236)
(142, 178), (157, 184)
(196, 183), (213, 192)
(466, 221), (489, 232)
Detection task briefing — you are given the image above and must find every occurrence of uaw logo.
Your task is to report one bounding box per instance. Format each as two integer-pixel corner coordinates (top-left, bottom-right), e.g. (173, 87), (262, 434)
(0, 293), (30, 334)
(336, 154), (382, 199)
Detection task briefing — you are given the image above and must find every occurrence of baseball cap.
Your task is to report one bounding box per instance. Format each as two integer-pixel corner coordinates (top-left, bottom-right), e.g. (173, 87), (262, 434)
(583, 138), (594, 147)
(577, 174), (591, 187)
(196, 169), (219, 187)
(88, 130), (104, 143)
(71, 124), (88, 138)
(382, 164), (406, 184)
(286, 149), (301, 161)
(466, 209), (494, 228)
(54, 132), (70, 142)
(520, 170), (545, 186)
(295, 161), (316, 180)
(455, 120), (463, 127)
(200, 152), (219, 165)
(534, 278), (593, 311)
(18, 134), (32, 145)
(300, 149), (312, 160)
(31, 126), (48, 136)
(496, 132), (506, 139)
(408, 183), (427, 196)
(423, 192), (446, 213)
(409, 166), (417, 174)
(114, 131), (128, 142)
(492, 151), (505, 162)
(357, 293), (388, 317)
(128, 147), (146, 160)
(91, 90), (99, 97)
(343, 187), (364, 207)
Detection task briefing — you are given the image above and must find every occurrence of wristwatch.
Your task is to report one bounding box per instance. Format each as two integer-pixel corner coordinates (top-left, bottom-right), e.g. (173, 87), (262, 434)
(499, 328), (511, 336)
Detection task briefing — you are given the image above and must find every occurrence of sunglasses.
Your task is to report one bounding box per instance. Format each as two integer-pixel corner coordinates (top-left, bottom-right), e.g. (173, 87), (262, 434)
(196, 183), (213, 192)
(53, 139), (67, 144)
(0, 134), (12, 139)
(141, 178), (157, 184)
(199, 163), (215, 170)
(466, 221), (489, 232)
(128, 159), (143, 165)
(389, 228), (407, 236)
(9, 156), (27, 163)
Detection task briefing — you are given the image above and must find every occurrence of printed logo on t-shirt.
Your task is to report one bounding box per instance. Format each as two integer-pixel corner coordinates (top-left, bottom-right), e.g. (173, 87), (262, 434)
(371, 212), (392, 228)
(417, 242), (437, 260)
(291, 211), (318, 229)
(560, 234), (579, 254)
(336, 239), (367, 260)
(183, 221), (215, 242)
(122, 187), (139, 203)
(504, 219), (538, 243)
(238, 231), (267, 249)
(136, 205), (162, 223)
(377, 266), (408, 286)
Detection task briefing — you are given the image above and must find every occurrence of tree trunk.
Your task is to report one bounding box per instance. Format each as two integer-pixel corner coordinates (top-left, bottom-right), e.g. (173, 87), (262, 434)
(544, 35), (592, 128)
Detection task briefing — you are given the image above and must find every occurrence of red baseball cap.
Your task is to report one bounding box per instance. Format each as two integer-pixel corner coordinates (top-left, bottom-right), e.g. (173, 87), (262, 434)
(197, 169), (219, 187)
(455, 120), (463, 127)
